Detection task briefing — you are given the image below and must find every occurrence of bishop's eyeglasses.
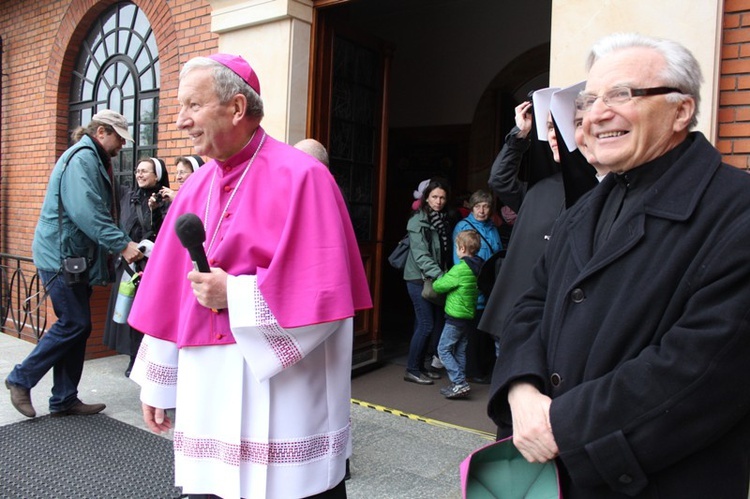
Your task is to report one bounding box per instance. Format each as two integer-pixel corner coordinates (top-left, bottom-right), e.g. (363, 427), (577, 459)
(575, 86), (684, 112)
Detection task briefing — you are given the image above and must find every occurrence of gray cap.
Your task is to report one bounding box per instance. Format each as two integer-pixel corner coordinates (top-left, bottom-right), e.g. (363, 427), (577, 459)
(91, 109), (134, 142)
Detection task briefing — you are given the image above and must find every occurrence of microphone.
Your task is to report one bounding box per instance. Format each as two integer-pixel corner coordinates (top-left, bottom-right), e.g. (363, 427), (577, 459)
(175, 213), (219, 313)
(174, 213), (210, 272)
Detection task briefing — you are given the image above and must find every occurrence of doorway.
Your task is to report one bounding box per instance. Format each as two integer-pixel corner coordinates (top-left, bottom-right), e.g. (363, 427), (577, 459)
(311, 0), (553, 366)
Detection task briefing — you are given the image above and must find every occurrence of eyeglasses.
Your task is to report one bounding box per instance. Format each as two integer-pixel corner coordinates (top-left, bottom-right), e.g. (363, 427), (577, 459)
(575, 86), (684, 112)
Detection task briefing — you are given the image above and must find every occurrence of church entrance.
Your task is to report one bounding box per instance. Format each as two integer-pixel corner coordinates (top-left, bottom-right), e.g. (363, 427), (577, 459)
(310, 0), (553, 369)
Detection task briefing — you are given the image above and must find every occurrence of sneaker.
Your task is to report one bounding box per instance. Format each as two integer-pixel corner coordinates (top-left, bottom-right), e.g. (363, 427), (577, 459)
(440, 382), (470, 399)
(431, 355), (444, 369)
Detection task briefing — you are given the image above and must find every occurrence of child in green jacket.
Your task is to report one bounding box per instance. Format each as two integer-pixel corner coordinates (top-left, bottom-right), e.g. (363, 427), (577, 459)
(434, 230), (483, 398)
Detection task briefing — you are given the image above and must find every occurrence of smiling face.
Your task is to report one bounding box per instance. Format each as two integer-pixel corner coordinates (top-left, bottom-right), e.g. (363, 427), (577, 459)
(176, 68), (239, 161)
(175, 161), (194, 185)
(582, 47), (694, 173)
(135, 160), (158, 189)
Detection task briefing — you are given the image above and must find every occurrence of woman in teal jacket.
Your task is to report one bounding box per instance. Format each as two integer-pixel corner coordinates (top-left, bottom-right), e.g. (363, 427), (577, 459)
(403, 179), (451, 385)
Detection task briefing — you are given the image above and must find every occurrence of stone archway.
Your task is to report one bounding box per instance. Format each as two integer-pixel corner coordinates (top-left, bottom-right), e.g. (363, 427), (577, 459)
(467, 43), (551, 191)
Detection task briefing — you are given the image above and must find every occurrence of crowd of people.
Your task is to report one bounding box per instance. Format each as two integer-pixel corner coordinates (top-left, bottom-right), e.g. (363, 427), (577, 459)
(5, 31), (750, 499)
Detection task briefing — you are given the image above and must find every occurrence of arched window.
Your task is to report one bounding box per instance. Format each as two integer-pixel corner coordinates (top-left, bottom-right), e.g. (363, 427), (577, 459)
(69, 1), (160, 188)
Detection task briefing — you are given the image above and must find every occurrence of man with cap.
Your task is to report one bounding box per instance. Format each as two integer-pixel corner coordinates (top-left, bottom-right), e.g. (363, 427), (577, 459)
(488, 33), (750, 498)
(5, 110), (143, 418)
(127, 54), (371, 498)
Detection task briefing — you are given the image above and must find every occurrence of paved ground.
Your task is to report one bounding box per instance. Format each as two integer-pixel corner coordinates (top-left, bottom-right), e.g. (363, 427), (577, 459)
(1, 333), (493, 498)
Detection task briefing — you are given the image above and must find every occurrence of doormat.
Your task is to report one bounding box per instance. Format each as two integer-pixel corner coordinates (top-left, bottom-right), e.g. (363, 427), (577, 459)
(0, 414), (182, 498)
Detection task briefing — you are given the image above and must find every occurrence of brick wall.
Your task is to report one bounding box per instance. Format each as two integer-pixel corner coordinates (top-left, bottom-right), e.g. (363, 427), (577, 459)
(0, 0), (217, 358)
(720, 0), (750, 169)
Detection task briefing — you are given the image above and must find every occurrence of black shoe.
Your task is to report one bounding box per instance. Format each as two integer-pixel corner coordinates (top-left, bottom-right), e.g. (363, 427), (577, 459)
(422, 369), (442, 380)
(51, 400), (106, 417)
(403, 371), (434, 385)
(125, 356), (136, 377)
(5, 379), (36, 418)
(467, 375), (491, 385)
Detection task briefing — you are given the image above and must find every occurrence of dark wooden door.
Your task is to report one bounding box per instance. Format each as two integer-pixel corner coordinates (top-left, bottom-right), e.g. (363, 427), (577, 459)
(309, 4), (392, 370)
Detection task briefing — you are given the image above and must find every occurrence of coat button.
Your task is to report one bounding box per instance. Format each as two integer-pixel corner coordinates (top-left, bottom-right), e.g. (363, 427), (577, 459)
(216, 333), (224, 340)
(571, 288), (585, 303)
(618, 474), (633, 484)
(550, 373), (562, 386)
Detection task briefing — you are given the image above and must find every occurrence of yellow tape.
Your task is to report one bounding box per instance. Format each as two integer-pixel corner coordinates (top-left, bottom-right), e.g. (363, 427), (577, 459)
(351, 398), (494, 440)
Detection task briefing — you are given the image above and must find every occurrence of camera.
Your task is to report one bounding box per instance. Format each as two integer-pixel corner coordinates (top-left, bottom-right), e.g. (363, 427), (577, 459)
(150, 192), (163, 207)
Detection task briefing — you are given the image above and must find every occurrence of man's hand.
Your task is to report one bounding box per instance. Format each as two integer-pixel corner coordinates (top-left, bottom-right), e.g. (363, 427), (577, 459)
(142, 403), (172, 434)
(514, 101), (533, 139)
(508, 381), (559, 463)
(188, 267), (229, 310)
(121, 241), (144, 264)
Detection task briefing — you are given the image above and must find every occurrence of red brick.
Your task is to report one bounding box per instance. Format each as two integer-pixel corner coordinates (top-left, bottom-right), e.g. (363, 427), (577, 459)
(723, 154), (749, 169)
(723, 28), (750, 44)
(721, 90), (750, 106)
(719, 122), (750, 137)
(736, 107), (750, 121)
(726, 13), (742, 29)
(723, 43), (740, 59)
(721, 58), (750, 75)
(717, 140), (733, 154)
(720, 108), (737, 127)
(726, 0), (750, 12)
(732, 138), (750, 153)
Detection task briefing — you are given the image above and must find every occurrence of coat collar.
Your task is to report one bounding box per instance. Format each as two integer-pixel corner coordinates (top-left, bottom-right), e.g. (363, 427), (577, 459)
(564, 132), (721, 272)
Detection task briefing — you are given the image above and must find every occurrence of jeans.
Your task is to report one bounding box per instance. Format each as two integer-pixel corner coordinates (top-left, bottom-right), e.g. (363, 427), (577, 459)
(437, 319), (469, 384)
(406, 281), (442, 375)
(7, 269), (92, 412)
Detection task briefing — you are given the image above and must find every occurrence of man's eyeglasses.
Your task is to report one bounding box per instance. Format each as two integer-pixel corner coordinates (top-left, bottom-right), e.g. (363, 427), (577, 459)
(575, 86), (684, 112)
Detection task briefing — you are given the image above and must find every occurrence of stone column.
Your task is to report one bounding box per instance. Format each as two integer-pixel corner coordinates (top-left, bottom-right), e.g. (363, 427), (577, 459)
(210, 0), (313, 142)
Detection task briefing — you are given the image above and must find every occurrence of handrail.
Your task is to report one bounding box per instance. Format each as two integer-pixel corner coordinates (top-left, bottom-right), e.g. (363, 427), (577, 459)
(0, 253), (47, 341)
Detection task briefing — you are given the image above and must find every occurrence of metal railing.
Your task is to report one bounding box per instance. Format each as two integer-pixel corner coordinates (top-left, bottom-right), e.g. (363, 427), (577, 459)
(0, 253), (47, 341)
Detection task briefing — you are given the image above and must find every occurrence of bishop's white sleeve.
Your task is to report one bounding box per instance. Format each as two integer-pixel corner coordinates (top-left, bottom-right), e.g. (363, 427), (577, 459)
(130, 334), (179, 409)
(226, 274), (342, 382)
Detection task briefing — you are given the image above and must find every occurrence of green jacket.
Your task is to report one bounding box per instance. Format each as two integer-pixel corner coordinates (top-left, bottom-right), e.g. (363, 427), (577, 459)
(403, 209), (446, 281)
(32, 135), (131, 286)
(433, 256), (482, 320)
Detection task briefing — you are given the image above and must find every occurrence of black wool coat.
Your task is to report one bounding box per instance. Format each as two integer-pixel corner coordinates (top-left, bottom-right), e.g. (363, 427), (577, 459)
(488, 133), (750, 498)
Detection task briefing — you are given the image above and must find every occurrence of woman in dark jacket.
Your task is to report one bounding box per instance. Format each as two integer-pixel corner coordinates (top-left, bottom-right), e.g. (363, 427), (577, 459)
(103, 157), (171, 375)
(402, 179), (451, 385)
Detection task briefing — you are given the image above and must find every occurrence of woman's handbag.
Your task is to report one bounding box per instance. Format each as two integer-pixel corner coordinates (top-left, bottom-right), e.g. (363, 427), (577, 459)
(459, 436), (561, 498)
(387, 234), (410, 270)
(421, 277), (445, 306)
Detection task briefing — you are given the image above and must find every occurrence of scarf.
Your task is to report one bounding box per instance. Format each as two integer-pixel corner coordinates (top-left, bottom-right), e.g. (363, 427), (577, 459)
(428, 208), (450, 268)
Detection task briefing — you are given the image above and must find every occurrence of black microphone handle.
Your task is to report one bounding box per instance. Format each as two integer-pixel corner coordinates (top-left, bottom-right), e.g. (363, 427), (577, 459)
(187, 245), (211, 273)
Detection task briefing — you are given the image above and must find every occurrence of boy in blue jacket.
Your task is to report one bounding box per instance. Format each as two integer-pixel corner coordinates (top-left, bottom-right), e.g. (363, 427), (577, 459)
(433, 230), (483, 398)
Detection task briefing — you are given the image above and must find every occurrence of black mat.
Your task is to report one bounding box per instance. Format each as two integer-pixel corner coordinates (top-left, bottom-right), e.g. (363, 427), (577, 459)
(0, 414), (182, 498)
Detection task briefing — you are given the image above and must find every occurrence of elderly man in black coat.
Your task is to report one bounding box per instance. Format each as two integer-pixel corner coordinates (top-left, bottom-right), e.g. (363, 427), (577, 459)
(488, 33), (750, 499)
